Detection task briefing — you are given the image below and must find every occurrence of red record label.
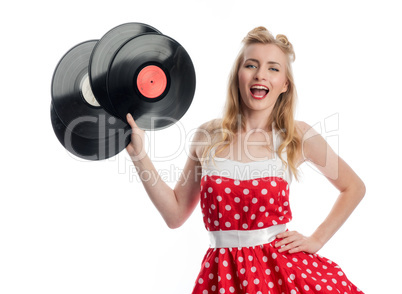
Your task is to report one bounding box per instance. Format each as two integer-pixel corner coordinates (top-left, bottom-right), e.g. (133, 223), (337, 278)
(136, 65), (167, 98)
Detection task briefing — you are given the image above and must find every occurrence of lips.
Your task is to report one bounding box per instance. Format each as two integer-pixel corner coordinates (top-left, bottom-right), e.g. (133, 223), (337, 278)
(250, 84), (269, 99)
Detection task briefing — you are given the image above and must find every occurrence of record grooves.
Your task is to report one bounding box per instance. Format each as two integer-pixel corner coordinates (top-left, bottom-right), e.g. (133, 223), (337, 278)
(51, 40), (130, 160)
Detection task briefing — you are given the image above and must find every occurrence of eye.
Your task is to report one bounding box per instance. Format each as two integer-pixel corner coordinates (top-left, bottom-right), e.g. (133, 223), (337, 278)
(246, 64), (257, 69)
(269, 68), (279, 72)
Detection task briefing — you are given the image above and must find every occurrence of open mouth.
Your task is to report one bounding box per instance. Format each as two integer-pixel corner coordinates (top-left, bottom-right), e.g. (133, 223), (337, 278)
(250, 85), (269, 99)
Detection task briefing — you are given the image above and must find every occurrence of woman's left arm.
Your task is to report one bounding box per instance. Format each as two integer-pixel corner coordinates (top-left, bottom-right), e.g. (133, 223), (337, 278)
(275, 121), (366, 254)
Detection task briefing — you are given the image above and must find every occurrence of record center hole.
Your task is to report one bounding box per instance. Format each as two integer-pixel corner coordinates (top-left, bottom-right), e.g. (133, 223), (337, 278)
(81, 74), (101, 107)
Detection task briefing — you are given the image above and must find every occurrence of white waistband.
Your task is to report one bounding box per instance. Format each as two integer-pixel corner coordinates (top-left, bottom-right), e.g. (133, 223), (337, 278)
(208, 224), (287, 248)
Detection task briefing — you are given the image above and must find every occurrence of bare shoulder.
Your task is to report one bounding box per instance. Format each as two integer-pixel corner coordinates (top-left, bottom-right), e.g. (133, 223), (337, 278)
(190, 118), (222, 160)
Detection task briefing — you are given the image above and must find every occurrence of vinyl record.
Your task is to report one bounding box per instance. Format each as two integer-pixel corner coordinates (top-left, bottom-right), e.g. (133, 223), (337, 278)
(50, 102), (130, 160)
(107, 33), (196, 131)
(89, 22), (161, 116)
(51, 40), (130, 160)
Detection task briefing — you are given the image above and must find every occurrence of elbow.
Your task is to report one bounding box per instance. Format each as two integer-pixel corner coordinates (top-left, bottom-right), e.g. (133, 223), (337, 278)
(355, 180), (366, 201)
(166, 218), (185, 230)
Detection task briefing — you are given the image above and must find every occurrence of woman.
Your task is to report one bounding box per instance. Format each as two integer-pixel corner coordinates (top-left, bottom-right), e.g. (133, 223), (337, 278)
(126, 27), (365, 293)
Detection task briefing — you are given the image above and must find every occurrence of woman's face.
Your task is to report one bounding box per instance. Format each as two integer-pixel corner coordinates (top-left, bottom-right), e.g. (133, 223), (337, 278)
(238, 43), (289, 114)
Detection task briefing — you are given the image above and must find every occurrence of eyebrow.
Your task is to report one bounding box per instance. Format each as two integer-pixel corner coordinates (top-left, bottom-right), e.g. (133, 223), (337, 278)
(245, 58), (281, 67)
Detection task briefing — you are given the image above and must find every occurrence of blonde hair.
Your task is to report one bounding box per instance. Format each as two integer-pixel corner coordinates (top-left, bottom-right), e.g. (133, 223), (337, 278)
(201, 26), (302, 181)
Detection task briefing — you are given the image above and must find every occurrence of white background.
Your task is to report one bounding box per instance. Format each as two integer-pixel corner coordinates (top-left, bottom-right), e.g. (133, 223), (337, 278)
(1, 1), (401, 293)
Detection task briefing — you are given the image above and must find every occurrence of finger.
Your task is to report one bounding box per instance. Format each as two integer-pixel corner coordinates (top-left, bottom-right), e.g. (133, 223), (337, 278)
(126, 113), (136, 128)
(277, 230), (297, 239)
(278, 240), (303, 253)
(275, 233), (300, 247)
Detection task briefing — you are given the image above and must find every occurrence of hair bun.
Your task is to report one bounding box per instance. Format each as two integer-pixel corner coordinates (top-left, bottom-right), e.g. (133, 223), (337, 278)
(276, 34), (290, 46)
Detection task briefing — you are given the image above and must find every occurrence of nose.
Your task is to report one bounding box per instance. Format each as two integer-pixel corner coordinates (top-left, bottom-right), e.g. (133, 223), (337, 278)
(254, 68), (267, 81)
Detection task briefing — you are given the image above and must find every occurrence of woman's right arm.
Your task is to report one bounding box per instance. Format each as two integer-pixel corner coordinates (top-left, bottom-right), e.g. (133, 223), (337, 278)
(125, 113), (206, 229)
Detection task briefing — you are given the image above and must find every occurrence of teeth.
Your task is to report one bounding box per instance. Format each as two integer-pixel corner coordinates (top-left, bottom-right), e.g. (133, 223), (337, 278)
(251, 85), (269, 90)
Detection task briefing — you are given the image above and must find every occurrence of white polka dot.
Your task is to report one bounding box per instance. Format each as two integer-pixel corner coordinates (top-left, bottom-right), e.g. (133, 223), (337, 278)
(248, 255), (253, 261)
(198, 278), (204, 284)
(211, 285), (216, 291)
(225, 205), (231, 211)
(226, 274), (231, 280)
(268, 282), (274, 288)
(272, 253), (277, 259)
(216, 178), (222, 184)
(209, 273), (214, 279)
(327, 285), (333, 291)
(272, 220), (278, 225)
(284, 201), (289, 206)
(214, 221), (219, 226)
(229, 287), (235, 293)
(234, 214), (240, 220)
(278, 279), (283, 285)
(217, 196), (222, 201)
(303, 259), (308, 265)
(205, 262), (210, 268)
(275, 266), (280, 272)
(302, 273), (307, 278)
(220, 248), (225, 254)
(282, 190), (286, 196)
(291, 290), (296, 294)
(251, 266), (256, 272)
(225, 222), (231, 228)
(265, 269), (271, 275)
(269, 198), (274, 204)
(342, 281), (347, 286)
(315, 285), (321, 291)
(259, 206), (266, 212)
(243, 280), (248, 286)
(271, 180), (277, 187)
(304, 285), (310, 291)
(219, 288), (225, 293)
(234, 197), (240, 203)
(234, 180), (240, 186)
(258, 222), (264, 227)
(252, 198), (258, 204)
(252, 180), (259, 186)
(251, 214), (256, 220)
(321, 279), (327, 283)
(242, 224), (248, 229)
(332, 278), (337, 284)
(215, 257), (219, 263)
(243, 189), (249, 195)
(243, 206), (249, 212)
(203, 290), (208, 294)
(263, 256), (268, 262)
(219, 213), (222, 218)
(265, 212), (269, 217)
(240, 268), (246, 274)
(223, 260), (228, 267)
(290, 273), (295, 279)
(254, 278), (260, 285)
(313, 262), (318, 267)
(261, 189), (267, 195)
(208, 187), (213, 193)
(338, 271), (344, 276)
(225, 187), (231, 194)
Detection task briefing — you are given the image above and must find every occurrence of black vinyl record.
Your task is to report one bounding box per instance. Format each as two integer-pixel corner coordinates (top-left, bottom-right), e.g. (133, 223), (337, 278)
(89, 22), (161, 117)
(51, 40), (130, 160)
(107, 33), (196, 131)
(50, 103), (129, 160)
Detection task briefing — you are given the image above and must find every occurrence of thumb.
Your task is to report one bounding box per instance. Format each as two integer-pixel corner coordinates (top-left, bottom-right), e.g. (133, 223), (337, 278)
(126, 113), (138, 130)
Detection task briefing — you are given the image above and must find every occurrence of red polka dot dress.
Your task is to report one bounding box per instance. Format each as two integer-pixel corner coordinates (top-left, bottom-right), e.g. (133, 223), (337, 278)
(192, 125), (363, 294)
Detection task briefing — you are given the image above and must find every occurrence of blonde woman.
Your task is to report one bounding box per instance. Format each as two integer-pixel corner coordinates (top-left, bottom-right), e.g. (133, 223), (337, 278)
(126, 27), (365, 293)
